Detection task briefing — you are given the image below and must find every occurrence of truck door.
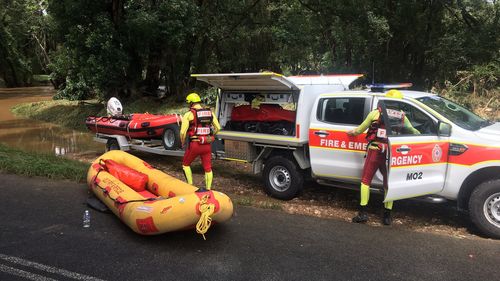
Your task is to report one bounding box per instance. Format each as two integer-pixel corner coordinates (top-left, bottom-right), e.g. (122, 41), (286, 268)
(309, 96), (371, 181)
(382, 99), (450, 201)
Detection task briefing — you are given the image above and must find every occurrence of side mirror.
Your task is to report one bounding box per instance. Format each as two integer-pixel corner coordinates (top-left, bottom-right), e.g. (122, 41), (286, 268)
(438, 121), (452, 137)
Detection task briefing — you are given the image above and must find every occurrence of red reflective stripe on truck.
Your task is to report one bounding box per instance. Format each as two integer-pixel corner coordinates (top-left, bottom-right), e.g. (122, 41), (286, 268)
(390, 142), (449, 167)
(449, 144), (500, 166)
(309, 130), (367, 151)
(309, 129), (500, 167)
(296, 124), (300, 138)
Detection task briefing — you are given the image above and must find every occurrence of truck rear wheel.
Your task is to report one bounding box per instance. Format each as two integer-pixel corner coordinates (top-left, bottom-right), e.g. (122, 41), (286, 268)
(469, 179), (500, 239)
(162, 124), (181, 150)
(263, 156), (303, 200)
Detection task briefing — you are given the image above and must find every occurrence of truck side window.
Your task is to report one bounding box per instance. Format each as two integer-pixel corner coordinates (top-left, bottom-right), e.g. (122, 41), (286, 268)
(317, 98), (366, 125)
(384, 101), (438, 135)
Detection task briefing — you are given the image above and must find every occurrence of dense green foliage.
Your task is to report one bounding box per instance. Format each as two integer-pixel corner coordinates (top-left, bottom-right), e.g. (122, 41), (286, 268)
(0, 143), (88, 182)
(0, 0), (53, 87)
(1, 0), (498, 102)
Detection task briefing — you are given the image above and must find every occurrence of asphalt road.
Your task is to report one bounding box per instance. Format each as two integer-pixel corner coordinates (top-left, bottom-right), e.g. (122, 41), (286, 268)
(0, 174), (499, 281)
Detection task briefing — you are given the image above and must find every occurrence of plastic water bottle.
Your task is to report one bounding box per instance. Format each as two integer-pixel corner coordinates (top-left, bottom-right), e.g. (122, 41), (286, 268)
(83, 210), (90, 228)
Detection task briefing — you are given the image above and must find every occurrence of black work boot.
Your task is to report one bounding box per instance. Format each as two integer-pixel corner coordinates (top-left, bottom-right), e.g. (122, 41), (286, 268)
(352, 206), (369, 223)
(383, 208), (392, 225)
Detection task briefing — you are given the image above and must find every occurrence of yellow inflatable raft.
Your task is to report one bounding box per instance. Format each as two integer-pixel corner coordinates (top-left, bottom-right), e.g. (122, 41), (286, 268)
(86, 150), (233, 238)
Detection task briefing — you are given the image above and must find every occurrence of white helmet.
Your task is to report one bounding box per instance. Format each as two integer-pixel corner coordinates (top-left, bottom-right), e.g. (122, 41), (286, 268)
(107, 97), (123, 116)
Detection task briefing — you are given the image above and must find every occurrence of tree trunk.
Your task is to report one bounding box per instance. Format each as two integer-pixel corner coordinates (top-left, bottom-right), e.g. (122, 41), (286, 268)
(144, 43), (163, 95)
(0, 23), (29, 87)
(344, 40), (352, 68)
(111, 0), (124, 27)
(181, 34), (197, 92)
(195, 35), (214, 74)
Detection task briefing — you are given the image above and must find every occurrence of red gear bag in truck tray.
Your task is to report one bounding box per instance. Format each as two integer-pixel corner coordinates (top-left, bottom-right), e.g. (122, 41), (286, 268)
(231, 104), (296, 123)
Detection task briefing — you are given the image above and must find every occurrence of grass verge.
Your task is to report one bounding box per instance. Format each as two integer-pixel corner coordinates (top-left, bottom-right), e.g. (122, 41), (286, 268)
(232, 195), (282, 210)
(0, 144), (89, 182)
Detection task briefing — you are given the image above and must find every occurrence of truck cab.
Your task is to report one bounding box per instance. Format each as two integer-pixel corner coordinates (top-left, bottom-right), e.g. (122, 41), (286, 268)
(194, 72), (500, 239)
(309, 88), (500, 238)
(309, 90), (449, 199)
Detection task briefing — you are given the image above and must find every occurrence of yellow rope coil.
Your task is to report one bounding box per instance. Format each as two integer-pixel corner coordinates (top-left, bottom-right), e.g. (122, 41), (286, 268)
(196, 194), (215, 240)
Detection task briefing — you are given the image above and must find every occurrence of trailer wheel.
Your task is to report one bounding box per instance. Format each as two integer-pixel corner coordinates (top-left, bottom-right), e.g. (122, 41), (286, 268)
(106, 139), (120, 151)
(263, 156), (303, 200)
(469, 179), (500, 239)
(162, 124), (181, 150)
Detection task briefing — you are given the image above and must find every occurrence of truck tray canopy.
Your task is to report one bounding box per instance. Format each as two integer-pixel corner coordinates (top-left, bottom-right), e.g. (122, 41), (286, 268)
(287, 74), (363, 88)
(191, 72), (299, 91)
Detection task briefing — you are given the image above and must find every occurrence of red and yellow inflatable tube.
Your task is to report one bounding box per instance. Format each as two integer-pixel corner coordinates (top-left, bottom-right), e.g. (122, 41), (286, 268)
(86, 150), (233, 237)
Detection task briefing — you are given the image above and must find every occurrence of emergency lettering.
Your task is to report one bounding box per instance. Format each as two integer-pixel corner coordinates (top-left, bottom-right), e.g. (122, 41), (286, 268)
(319, 139), (367, 151)
(197, 110), (212, 118)
(320, 139), (338, 147)
(102, 178), (124, 194)
(391, 155), (423, 166)
(386, 109), (404, 119)
(348, 141), (367, 151)
(196, 127), (211, 135)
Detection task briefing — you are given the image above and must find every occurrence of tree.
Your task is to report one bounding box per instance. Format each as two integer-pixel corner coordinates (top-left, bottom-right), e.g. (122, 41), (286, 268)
(0, 0), (52, 87)
(43, 0), (498, 99)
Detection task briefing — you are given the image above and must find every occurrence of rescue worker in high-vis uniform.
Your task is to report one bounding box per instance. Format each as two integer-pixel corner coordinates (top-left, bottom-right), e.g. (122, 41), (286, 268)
(180, 92), (221, 191)
(347, 89), (419, 225)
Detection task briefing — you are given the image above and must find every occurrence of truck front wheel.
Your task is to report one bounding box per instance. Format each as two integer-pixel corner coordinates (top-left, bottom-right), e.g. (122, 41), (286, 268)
(263, 156), (303, 200)
(469, 179), (500, 239)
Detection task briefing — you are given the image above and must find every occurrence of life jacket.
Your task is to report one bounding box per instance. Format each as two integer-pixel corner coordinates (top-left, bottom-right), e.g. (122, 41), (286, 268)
(187, 108), (214, 144)
(366, 108), (405, 143)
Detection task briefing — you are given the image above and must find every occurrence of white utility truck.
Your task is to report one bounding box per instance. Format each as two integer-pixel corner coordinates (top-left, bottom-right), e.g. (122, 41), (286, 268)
(193, 72), (500, 238)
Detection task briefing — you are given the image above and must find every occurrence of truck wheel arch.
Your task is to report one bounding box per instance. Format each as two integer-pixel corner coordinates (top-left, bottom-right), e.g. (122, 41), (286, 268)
(258, 147), (310, 170)
(458, 167), (500, 210)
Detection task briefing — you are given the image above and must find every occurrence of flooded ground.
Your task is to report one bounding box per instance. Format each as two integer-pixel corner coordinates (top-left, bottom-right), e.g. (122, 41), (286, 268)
(0, 87), (103, 155)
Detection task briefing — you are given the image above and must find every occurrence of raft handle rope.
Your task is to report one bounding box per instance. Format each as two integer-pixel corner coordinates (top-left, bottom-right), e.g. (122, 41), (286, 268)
(90, 116), (121, 135)
(92, 117), (111, 135)
(175, 113), (181, 126)
(126, 123), (131, 140)
(90, 116), (128, 137)
(196, 194), (215, 240)
(91, 116), (120, 124)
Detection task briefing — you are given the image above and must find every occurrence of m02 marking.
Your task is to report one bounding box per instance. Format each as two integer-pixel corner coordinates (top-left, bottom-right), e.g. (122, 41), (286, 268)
(406, 172), (423, 181)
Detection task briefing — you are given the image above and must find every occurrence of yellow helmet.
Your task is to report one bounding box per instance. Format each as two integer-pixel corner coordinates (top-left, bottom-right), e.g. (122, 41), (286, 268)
(186, 92), (201, 104)
(385, 89), (403, 99)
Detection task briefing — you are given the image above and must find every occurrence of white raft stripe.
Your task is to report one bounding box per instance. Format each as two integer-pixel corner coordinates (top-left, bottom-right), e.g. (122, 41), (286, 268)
(0, 254), (106, 281)
(0, 264), (57, 281)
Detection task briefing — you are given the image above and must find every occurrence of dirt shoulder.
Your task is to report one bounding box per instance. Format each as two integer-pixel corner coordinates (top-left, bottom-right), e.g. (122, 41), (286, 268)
(73, 149), (487, 241)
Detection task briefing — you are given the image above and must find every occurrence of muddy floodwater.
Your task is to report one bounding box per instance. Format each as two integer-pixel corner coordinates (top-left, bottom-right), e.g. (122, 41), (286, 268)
(0, 87), (104, 155)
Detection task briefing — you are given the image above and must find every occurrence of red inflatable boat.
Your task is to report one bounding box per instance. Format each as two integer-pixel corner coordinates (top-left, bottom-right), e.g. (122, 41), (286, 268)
(85, 113), (181, 141)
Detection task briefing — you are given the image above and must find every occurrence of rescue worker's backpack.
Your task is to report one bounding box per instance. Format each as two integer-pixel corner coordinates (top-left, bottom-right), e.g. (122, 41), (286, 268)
(366, 108), (405, 143)
(188, 108), (214, 144)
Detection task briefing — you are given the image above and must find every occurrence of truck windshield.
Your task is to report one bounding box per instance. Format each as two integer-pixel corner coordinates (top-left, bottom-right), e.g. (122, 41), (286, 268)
(417, 96), (490, 131)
